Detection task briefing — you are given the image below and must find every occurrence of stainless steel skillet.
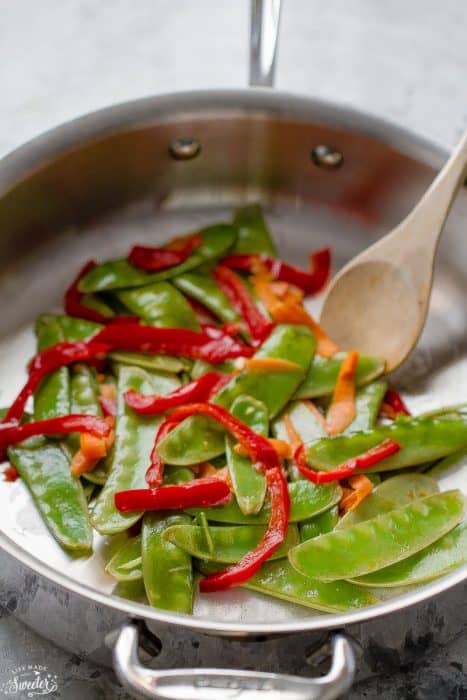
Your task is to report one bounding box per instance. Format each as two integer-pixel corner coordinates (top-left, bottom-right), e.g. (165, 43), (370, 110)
(0, 2), (466, 697)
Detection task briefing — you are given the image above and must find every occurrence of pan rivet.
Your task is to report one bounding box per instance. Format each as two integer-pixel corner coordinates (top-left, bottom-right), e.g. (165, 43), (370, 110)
(311, 145), (344, 170)
(169, 137), (201, 160)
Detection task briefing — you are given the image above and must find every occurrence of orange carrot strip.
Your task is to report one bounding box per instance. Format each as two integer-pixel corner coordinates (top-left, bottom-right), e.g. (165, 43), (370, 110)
(80, 433), (108, 460)
(70, 450), (99, 477)
(196, 462), (218, 478)
(215, 465), (233, 490)
(267, 301), (338, 358)
(283, 414), (303, 452)
(302, 399), (328, 431)
(244, 358), (302, 373)
(234, 438), (292, 460)
(326, 350), (359, 436)
(339, 474), (373, 514)
(100, 383), (117, 400)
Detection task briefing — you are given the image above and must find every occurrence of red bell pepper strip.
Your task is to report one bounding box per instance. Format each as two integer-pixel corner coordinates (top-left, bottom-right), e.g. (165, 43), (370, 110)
(115, 476), (231, 512)
(3, 341), (111, 424)
(0, 414), (111, 452)
(221, 248), (331, 295)
(128, 234), (202, 272)
(213, 265), (274, 344)
(294, 438), (401, 484)
(3, 465), (19, 482)
(186, 297), (218, 324)
(145, 416), (181, 487)
(383, 388), (411, 417)
(124, 371), (230, 416)
(93, 323), (253, 363)
(146, 402), (290, 591)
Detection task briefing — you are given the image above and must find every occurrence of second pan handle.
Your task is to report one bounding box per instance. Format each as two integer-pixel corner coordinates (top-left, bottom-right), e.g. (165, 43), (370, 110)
(249, 0), (283, 87)
(113, 623), (355, 700)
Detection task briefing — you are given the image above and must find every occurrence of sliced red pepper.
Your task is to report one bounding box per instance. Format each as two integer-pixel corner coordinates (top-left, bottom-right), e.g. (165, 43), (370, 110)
(3, 341), (111, 423)
(383, 388), (411, 417)
(146, 402), (290, 591)
(128, 233), (201, 272)
(0, 414), (111, 452)
(213, 265), (274, 344)
(99, 396), (118, 418)
(294, 438), (401, 484)
(3, 465), (19, 482)
(93, 323), (253, 363)
(145, 416), (181, 487)
(186, 297), (218, 324)
(221, 248), (331, 295)
(65, 261), (136, 324)
(115, 477), (231, 512)
(124, 371), (230, 416)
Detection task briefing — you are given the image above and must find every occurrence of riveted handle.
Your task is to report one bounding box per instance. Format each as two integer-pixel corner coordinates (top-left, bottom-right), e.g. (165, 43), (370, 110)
(249, 0), (282, 87)
(112, 622), (355, 700)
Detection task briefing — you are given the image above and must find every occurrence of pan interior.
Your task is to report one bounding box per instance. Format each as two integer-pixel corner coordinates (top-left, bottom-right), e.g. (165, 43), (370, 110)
(0, 102), (466, 629)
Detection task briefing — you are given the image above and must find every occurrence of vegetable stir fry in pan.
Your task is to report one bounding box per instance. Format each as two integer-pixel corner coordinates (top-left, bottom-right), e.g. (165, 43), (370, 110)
(2, 205), (466, 615)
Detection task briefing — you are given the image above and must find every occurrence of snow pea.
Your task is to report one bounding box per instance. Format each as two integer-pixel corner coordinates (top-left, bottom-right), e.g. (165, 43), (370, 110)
(351, 520), (467, 588)
(336, 473), (439, 530)
(112, 579), (147, 604)
(273, 400), (326, 445)
(163, 466), (195, 485)
(106, 535), (142, 581)
(81, 293), (115, 318)
(109, 351), (188, 374)
(197, 559), (378, 612)
(289, 490), (465, 581)
(90, 366), (179, 535)
(70, 363), (101, 417)
(158, 324), (316, 464)
(8, 440), (92, 554)
(55, 315), (102, 341)
(300, 506), (339, 542)
(231, 204), (277, 255)
(226, 395), (268, 515)
(305, 411), (467, 474)
(343, 381), (387, 435)
(143, 513), (193, 613)
(34, 314), (70, 420)
(186, 480), (341, 524)
(294, 352), (385, 399)
(426, 448), (467, 491)
(174, 272), (239, 323)
(165, 522), (299, 563)
(190, 359), (233, 379)
(78, 224), (237, 293)
(114, 281), (199, 331)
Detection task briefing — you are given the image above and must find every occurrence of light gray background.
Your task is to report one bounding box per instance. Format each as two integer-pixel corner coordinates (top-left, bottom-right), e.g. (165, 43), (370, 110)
(1, 0), (467, 698)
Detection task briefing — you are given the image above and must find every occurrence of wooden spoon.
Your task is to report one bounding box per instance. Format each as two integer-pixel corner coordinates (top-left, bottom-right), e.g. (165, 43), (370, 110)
(320, 131), (467, 371)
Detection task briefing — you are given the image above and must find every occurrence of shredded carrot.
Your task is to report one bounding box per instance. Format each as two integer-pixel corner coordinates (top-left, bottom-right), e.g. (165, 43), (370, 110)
(244, 357), (301, 373)
(194, 462), (218, 478)
(70, 450), (98, 477)
(71, 417), (115, 477)
(165, 231), (201, 252)
(234, 437), (292, 460)
(339, 474), (373, 514)
(215, 465), (233, 490)
(302, 400), (328, 431)
(283, 414), (303, 452)
(100, 383), (117, 400)
(96, 373), (105, 383)
(80, 433), (108, 460)
(326, 350), (359, 436)
(267, 301), (338, 357)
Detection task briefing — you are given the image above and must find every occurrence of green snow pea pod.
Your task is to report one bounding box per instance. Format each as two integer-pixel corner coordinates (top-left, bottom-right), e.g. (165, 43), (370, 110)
(55, 315), (102, 341)
(426, 447), (467, 491)
(80, 293), (116, 318)
(106, 535), (142, 581)
(113, 579), (147, 604)
(289, 490), (465, 581)
(197, 559), (378, 612)
(164, 522), (299, 563)
(351, 520), (467, 588)
(174, 272), (239, 323)
(187, 480), (341, 524)
(343, 381), (387, 435)
(82, 480), (97, 501)
(163, 466), (195, 485)
(78, 224), (237, 293)
(70, 364), (101, 416)
(158, 324), (316, 464)
(34, 314), (70, 420)
(305, 412), (467, 474)
(114, 281), (199, 331)
(90, 366), (179, 534)
(8, 440), (92, 554)
(273, 400), (326, 444)
(226, 395), (268, 515)
(190, 359), (233, 379)
(300, 506), (339, 542)
(336, 473), (439, 530)
(143, 513), (193, 613)
(294, 352), (385, 399)
(231, 204), (277, 255)
(109, 351), (188, 374)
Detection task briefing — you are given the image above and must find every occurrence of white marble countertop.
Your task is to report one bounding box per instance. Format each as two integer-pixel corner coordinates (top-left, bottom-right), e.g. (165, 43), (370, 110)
(1, 1), (467, 698)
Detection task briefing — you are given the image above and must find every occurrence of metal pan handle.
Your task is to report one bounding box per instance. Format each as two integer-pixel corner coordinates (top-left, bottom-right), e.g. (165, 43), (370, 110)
(249, 0), (282, 87)
(113, 623), (355, 700)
